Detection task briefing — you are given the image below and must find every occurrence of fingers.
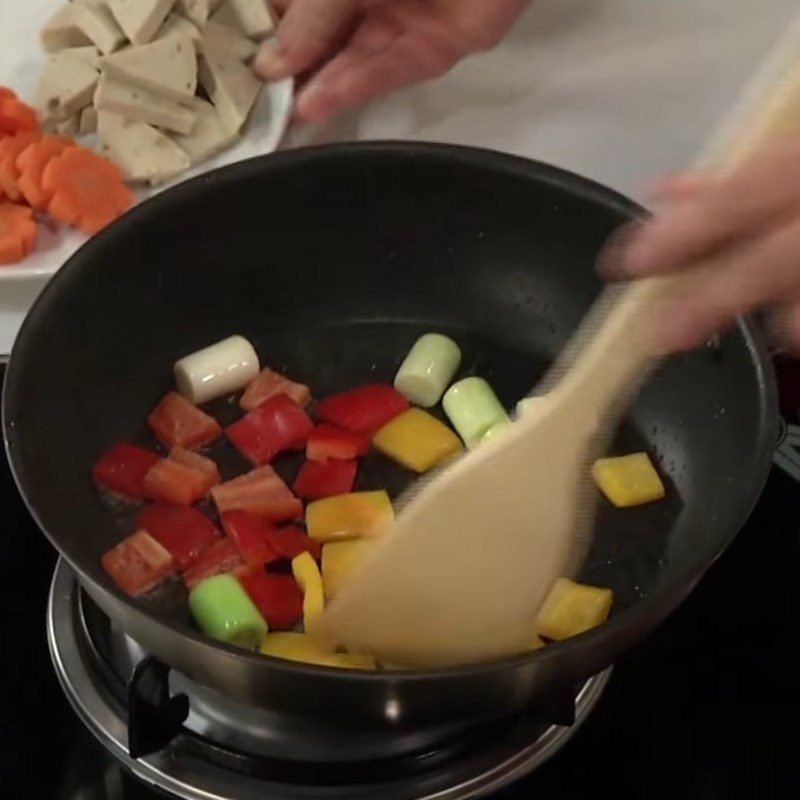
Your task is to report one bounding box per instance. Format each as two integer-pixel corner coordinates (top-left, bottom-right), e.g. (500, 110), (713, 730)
(255, 0), (360, 80)
(295, 3), (466, 121)
(623, 139), (800, 278)
(646, 217), (800, 354)
(771, 301), (800, 355)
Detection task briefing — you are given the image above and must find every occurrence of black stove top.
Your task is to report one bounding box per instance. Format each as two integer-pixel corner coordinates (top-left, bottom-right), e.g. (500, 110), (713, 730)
(2, 361), (799, 799)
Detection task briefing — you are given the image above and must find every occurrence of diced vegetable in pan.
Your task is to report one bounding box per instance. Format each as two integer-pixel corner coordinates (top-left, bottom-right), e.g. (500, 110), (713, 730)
(238, 569), (304, 631)
(168, 446), (220, 486)
(102, 528), (176, 596)
(293, 458), (358, 500)
(305, 491), (394, 543)
(143, 458), (215, 505)
(292, 552), (325, 635)
(315, 384), (409, 435)
(220, 510), (280, 567)
(306, 424), (370, 462)
(241, 367), (311, 411)
(147, 391), (222, 449)
(174, 336), (260, 405)
(182, 537), (244, 590)
(443, 376), (509, 448)
(372, 408), (462, 473)
(534, 578), (613, 641)
(592, 453), (665, 507)
(394, 333), (462, 407)
(259, 633), (376, 670)
(93, 443), (160, 500)
(137, 504), (219, 570)
(226, 393), (313, 465)
(189, 574), (268, 648)
(211, 466), (302, 522)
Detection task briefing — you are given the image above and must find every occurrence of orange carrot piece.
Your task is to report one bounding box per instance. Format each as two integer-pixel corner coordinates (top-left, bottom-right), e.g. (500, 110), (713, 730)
(15, 135), (74, 210)
(0, 97), (40, 136)
(0, 202), (37, 265)
(42, 146), (134, 234)
(0, 132), (41, 202)
(0, 88), (17, 101)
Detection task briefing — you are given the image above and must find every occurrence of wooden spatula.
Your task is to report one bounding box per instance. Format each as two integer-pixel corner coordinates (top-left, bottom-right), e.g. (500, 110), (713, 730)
(319, 21), (800, 667)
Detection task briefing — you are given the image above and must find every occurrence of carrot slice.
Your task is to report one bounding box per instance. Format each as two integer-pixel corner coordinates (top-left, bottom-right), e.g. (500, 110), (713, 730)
(0, 203), (37, 265)
(15, 135), (73, 210)
(0, 88), (17, 101)
(42, 146), (134, 234)
(0, 132), (41, 202)
(0, 97), (40, 137)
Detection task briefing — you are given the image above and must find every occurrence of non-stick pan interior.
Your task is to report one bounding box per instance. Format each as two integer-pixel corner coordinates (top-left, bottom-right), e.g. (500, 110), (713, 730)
(4, 143), (775, 656)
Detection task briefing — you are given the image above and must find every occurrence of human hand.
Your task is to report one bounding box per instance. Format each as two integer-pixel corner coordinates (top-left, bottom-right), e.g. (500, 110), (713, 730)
(256, 0), (530, 121)
(607, 139), (800, 355)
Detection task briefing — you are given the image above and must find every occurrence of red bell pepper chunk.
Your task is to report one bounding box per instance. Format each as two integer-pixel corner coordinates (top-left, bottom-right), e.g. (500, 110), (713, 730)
(93, 443), (161, 500)
(237, 569), (304, 630)
(137, 504), (220, 570)
(210, 465), (303, 522)
(220, 510), (281, 567)
(293, 458), (357, 500)
(142, 459), (212, 506)
(147, 391), (222, 449)
(182, 537), (243, 590)
(169, 446), (220, 486)
(306, 424), (370, 462)
(226, 394), (314, 465)
(240, 367), (311, 411)
(315, 384), (409, 435)
(102, 529), (176, 596)
(264, 524), (321, 561)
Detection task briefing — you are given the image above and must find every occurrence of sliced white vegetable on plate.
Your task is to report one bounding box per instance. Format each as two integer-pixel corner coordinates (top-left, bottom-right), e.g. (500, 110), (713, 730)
(102, 34), (198, 103)
(106, 0), (175, 46)
(177, 0), (210, 29)
(56, 115), (80, 136)
(156, 12), (203, 48)
(227, 0), (275, 39)
(60, 45), (101, 68)
(80, 106), (98, 135)
(442, 376), (510, 449)
(210, 1), (243, 31)
(394, 333), (461, 408)
(198, 52), (261, 133)
(174, 335), (260, 404)
(71, 1), (127, 55)
(36, 51), (99, 125)
(201, 19), (258, 62)
(95, 74), (197, 135)
(97, 111), (191, 185)
(168, 98), (239, 165)
(41, 5), (93, 53)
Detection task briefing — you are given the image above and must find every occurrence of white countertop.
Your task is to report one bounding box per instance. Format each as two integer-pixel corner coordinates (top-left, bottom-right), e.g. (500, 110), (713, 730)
(3, 0), (798, 355)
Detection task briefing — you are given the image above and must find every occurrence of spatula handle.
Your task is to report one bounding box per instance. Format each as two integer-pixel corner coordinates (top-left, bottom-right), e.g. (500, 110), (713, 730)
(559, 18), (800, 414)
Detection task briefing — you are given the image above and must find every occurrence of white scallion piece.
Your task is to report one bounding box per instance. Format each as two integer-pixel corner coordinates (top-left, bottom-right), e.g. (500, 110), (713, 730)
(174, 335), (259, 404)
(393, 333), (461, 408)
(442, 376), (509, 449)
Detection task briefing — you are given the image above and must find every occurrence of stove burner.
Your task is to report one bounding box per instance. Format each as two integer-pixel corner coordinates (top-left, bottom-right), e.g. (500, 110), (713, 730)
(48, 559), (611, 800)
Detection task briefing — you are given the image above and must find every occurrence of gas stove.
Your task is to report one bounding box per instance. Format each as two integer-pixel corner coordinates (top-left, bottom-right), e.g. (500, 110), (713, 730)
(2, 360), (799, 798)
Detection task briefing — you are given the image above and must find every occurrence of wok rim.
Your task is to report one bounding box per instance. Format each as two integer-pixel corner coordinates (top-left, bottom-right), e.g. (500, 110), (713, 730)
(2, 140), (779, 685)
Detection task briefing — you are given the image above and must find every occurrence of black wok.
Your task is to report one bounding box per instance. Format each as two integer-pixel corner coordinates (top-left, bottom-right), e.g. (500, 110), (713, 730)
(2, 143), (777, 746)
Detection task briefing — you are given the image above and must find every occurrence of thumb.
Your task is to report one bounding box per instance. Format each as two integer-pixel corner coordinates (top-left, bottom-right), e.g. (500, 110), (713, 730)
(255, 0), (360, 80)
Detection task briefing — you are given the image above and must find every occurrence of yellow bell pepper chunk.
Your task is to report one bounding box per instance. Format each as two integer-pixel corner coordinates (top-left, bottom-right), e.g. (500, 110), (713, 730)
(592, 452), (665, 507)
(372, 408), (463, 473)
(322, 539), (377, 600)
(534, 578), (613, 641)
(305, 490), (394, 542)
(260, 632), (376, 670)
(530, 634), (546, 651)
(291, 552), (324, 634)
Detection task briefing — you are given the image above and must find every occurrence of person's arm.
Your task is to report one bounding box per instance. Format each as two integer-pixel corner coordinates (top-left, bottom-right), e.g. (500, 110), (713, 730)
(607, 140), (800, 354)
(255, 0), (531, 121)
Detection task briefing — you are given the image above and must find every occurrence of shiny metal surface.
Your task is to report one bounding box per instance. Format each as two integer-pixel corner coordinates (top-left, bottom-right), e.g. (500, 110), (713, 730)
(49, 559), (611, 800)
